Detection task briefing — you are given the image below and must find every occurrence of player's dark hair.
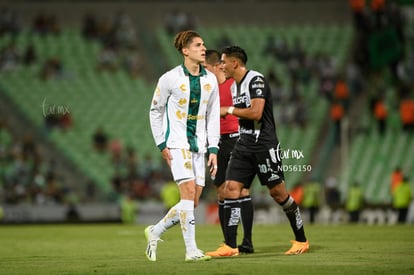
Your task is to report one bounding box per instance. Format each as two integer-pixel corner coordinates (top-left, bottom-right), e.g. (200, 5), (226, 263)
(174, 30), (201, 54)
(221, 46), (248, 64)
(205, 49), (221, 65)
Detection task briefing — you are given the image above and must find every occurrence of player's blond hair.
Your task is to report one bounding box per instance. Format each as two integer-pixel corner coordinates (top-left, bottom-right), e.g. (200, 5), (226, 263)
(174, 30), (201, 54)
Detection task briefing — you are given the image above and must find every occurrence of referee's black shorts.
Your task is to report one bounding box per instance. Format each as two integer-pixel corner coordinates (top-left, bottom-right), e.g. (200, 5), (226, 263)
(213, 132), (239, 187)
(226, 147), (285, 189)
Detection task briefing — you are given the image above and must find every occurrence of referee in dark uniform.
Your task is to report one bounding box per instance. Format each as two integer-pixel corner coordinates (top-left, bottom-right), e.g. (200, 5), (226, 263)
(203, 50), (254, 254)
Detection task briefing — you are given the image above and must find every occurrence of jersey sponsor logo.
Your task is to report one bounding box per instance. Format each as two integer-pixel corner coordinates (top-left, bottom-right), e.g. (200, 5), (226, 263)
(180, 84), (187, 92)
(268, 173), (280, 182)
(229, 132), (240, 138)
(233, 94), (249, 105)
(253, 76), (264, 83)
(251, 77), (265, 96)
(251, 83), (265, 89)
(184, 161), (192, 170)
(176, 110), (187, 120)
(187, 114), (205, 120)
(240, 128), (254, 134)
(176, 111), (205, 120)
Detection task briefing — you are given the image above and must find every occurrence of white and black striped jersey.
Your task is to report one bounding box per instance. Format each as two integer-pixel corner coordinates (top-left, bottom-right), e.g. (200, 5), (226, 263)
(230, 70), (279, 151)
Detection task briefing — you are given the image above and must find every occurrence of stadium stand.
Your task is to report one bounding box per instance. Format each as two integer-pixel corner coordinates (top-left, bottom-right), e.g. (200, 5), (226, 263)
(0, 22), (354, 201)
(0, 28), (157, 200)
(338, 91), (414, 205)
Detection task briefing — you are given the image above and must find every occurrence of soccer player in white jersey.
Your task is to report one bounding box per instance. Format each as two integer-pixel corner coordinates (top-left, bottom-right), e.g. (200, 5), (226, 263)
(146, 30), (220, 262)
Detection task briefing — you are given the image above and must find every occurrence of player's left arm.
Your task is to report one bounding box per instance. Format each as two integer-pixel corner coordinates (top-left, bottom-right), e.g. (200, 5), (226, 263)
(206, 78), (220, 177)
(220, 75), (267, 121)
(221, 98), (264, 121)
(206, 76), (220, 152)
(207, 152), (218, 178)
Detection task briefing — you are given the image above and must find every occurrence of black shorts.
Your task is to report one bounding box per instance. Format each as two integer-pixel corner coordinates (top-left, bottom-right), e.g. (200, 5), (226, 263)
(213, 133), (239, 187)
(226, 147), (284, 189)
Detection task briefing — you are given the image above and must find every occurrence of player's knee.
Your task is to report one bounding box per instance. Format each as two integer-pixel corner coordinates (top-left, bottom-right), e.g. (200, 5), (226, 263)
(217, 184), (226, 200)
(179, 180), (196, 199)
(240, 188), (250, 197)
(224, 181), (242, 199)
(269, 185), (289, 204)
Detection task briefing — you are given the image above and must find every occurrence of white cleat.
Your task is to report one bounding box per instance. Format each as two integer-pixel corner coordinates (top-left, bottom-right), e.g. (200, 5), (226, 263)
(144, 225), (162, 261)
(185, 249), (212, 262)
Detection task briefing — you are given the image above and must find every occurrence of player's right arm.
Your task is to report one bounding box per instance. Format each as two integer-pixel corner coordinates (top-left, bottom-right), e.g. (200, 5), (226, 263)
(149, 74), (170, 152)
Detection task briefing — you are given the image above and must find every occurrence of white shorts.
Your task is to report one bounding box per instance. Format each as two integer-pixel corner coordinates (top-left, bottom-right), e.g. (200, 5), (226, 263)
(169, 148), (206, 187)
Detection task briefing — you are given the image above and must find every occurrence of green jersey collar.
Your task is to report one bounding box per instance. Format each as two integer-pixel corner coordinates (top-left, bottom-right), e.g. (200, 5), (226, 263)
(181, 64), (207, 76)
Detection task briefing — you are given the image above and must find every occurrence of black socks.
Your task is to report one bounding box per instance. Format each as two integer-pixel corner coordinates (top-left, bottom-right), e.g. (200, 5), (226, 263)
(280, 195), (307, 242)
(223, 198), (241, 248)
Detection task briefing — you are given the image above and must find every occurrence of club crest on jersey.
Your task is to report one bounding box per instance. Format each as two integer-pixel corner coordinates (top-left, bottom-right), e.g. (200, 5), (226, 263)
(203, 83), (212, 92)
(180, 84), (187, 92)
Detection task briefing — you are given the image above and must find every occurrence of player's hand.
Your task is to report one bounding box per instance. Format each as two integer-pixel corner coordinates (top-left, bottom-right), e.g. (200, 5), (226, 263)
(207, 153), (218, 179)
(161, 148), (172, 167)
(220, 106), (229, 117)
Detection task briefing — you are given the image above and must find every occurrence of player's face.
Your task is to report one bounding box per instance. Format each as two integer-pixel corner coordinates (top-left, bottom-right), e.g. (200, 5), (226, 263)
(221, 53), (236, 78)
(183, 37), (206, 64)
(203, 60), (223, 78)
(202, 62), (214, 72)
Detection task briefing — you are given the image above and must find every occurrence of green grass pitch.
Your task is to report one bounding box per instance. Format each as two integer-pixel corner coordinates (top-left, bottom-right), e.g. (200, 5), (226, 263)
(1, 223), (413, 274)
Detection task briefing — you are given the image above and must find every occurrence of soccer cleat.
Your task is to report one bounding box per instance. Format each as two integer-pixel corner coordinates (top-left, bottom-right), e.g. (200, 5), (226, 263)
(238, 243), (254, 254)
(205, 244), (240, 257)
(144, 225), (163, 261)
(284, 240), (309, 255)
(238, 239), (254, 254)
(185, 249), (212, 262)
